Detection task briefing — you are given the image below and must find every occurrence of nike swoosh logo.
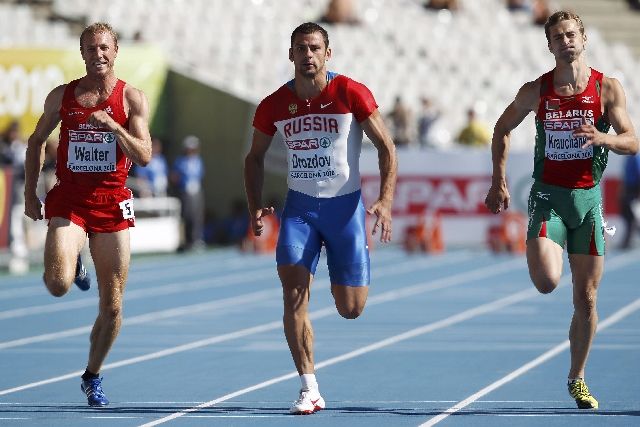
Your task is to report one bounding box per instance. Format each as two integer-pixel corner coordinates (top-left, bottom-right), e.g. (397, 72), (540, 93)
(320, 102), (332, 109)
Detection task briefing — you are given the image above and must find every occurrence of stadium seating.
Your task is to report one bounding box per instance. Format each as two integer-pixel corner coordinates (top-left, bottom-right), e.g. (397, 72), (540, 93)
(2, 0), (638, 150)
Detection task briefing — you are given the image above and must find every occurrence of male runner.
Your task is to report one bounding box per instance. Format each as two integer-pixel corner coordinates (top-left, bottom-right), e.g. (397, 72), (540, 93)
(244, 22), (397, 415)
(485, 11), (638, 409)
(24, 22), (152, 407)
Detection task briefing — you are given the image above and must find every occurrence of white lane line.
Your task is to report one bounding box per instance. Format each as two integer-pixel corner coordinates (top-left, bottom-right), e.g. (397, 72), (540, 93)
(135, 253), (639, 426)
(137, 288), (542, 426)
(0, 288), (281, 350)
(0, 248), (407, 298)
(0, 249), (438, 319)
(0, 257), (521, 395)
(418, 297), (640, 426)
(0, 251), (476, 349)
(0, 268), (274, 320)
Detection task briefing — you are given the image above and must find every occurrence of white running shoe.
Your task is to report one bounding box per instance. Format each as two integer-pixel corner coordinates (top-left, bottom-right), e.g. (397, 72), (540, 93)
(289, 388), (326, 415)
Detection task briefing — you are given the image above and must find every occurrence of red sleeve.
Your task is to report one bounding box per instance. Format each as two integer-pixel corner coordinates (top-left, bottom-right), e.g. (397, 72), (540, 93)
(252, 96), (277, 136)
(346, 78), (378, 122)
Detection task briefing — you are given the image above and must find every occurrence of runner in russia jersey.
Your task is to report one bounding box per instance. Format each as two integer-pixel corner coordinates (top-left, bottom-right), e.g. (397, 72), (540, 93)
(58, 78), (132, 190)
(253, 71), (377, 198)
(534, 68), (611, 188)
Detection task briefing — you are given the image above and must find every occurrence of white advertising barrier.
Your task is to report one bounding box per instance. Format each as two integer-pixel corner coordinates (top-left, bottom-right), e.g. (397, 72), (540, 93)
(128, 197), (182, 253)
(360, 147), (625, 248)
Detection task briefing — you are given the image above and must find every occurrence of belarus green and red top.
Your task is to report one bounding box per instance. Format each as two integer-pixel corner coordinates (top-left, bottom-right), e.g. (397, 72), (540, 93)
(533, 68), (611, 188)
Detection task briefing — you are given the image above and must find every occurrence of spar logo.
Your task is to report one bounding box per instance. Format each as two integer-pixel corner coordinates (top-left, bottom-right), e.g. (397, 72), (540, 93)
(543, 118), (582, 131)
(69, 130), (116, 144)
(286, 138), (319, 150)
(361, 175), (492, 215)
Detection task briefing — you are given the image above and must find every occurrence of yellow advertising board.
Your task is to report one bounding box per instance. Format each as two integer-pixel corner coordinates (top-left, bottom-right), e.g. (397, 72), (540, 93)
(0, 45), (167, 137)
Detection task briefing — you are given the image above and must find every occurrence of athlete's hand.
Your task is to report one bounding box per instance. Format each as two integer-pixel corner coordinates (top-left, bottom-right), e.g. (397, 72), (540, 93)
(367, 199), (392, 243)
(573, 124), (607, 149)
(24, 193), (43, 221)
(485, 180), (510, 214)
(87, 110), (118, 131)
(251, 207), (275, 236)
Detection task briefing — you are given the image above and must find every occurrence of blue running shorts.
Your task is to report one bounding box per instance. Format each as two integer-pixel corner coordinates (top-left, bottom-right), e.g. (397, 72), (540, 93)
(276, 189), (370, 286)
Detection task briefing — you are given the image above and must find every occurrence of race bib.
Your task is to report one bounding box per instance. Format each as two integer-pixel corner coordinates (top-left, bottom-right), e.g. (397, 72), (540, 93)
(286, 136), (337, 180)
(543, 118), (593, 161)
(119, 198), (135, 219)
(67, 130), (117, 172)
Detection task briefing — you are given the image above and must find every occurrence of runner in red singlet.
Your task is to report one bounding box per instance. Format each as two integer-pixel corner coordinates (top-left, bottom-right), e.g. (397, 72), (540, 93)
(23, 22), (152, 407)
(485, 11), (638, 409)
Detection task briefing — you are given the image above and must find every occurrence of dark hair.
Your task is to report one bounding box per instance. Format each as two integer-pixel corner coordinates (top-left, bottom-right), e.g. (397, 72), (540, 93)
(291, 22), (329, 48)
(80, 22), (119, 49)
(544, 11), (584, 43)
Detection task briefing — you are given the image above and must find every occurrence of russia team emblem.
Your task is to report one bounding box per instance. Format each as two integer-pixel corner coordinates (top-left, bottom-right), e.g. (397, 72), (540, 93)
(289, 103), (298, 115)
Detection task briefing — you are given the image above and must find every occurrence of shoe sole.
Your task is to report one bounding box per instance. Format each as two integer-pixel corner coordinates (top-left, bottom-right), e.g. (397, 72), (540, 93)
(291, 405), (324, 415)
(576, 402), (598, 409)
(88, 402), (109, 408)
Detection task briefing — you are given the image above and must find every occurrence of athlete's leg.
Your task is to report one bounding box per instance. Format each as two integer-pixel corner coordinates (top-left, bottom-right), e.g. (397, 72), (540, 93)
(86, 229), (130, 374)
(43, 217), (88, 297)
(331, 285), (368, 319)
(567, 253), (603, 379)
(324, 191), (370, 318)
(279, 264), (315, 375)
(526, 184), (567, 294)
(526, 237), (564, 294)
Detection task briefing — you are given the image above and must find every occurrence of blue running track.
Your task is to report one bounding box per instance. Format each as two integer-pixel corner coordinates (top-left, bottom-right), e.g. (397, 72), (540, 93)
(0, 246), (638, 426)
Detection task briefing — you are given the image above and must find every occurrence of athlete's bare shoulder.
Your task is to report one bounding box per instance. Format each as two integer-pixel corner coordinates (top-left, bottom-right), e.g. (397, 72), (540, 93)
(513, 78), (541, 112)
(43, 84), (67, 115)
(122, 83), (149, 117)
(123, 83), (146, 105)
(600, 75), (625, 106)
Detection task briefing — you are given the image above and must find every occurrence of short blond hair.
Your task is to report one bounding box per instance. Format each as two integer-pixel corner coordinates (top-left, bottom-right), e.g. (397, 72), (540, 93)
(544, 11), (584, 43)
(80, 22), (118, 49)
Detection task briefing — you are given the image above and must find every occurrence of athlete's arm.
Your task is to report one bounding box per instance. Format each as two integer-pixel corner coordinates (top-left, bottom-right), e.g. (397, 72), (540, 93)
(24, 85), (65, 221)
(361, 109), (397, 243)
(485, 80), (539, 214)
(574, 76), (639, 155)
(244, 128), (275, 236)
(87, 85), (152, 166)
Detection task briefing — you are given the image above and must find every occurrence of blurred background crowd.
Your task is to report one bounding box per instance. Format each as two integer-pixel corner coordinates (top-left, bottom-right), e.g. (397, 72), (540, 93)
(1, 0), (639, 272)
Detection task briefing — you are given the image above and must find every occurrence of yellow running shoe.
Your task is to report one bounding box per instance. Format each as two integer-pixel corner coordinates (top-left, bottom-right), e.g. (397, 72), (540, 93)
(568, 379), (599, 409)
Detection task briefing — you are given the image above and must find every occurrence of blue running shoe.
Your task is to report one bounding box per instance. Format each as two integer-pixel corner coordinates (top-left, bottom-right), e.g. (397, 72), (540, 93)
(81, 377), (109, 407)
(73, 255), (91, 291)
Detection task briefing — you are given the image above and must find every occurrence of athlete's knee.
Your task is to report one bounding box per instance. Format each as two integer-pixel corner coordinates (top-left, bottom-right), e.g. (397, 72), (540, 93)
(337, 307), (362, 319)
(99, 299), (123, 323)
(336, 302), (365, 319)
(573, 288), (598, 317)
(47, 284), (69, 297)
(42, 273), (70, 297)
(530, 272), (560, 294)
(533, 280), (557, 294)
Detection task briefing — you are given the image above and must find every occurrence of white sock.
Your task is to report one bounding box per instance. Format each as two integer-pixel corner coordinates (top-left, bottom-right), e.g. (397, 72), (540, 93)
(568, 377), (584, 383)
(300, 374), (318, 391)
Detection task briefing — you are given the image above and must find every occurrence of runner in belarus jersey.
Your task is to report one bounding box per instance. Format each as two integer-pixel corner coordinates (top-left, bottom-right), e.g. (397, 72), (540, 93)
(528, 68), (612, 255)
(486, 12), (639, 410)
(253, 71), (377, 198)
(253, 72), (378, 284)
(45, 78), (135, 233)
(534, 68), (611, 188)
